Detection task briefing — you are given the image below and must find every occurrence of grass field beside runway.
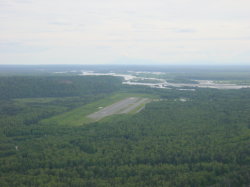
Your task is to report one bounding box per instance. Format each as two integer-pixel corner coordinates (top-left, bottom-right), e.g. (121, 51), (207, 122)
(41, 92), (156, 126)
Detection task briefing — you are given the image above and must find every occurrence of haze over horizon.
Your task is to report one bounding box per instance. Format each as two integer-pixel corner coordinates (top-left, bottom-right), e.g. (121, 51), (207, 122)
(1, 0), (250, 65)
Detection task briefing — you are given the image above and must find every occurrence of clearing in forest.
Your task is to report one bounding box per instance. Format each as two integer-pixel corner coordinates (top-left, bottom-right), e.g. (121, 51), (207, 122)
(41, 93), (154, 126)
(87, 97), (150, 121)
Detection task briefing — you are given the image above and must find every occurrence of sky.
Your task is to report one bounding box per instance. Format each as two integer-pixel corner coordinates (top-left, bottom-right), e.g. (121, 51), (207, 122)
(0, 0), (250, 65)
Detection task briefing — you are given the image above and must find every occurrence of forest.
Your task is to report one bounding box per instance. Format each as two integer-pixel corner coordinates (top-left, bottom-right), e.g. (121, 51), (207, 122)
(0, 72), (250, 186)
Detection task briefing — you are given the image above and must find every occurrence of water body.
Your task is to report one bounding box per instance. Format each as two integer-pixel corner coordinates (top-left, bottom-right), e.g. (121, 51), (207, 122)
(80, 71), (250, 90)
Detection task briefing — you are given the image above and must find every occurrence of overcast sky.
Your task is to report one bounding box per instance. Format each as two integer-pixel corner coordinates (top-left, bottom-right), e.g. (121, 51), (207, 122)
(1, 0), (250, 65)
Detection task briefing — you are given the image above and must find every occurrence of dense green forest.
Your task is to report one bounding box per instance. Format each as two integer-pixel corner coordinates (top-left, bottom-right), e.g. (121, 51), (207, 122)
(0, 74), (250, 186)
(0, 76), (122, 99)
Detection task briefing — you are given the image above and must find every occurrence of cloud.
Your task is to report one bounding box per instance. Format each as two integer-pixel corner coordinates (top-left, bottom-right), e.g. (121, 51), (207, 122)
(0, 41), (49, 54)
(0, 0), (250, 64)
(173, 28), (196, 33)
(49, 22), (72, 26)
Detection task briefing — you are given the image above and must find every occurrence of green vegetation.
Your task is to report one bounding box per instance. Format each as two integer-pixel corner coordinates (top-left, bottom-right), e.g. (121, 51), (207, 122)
(42, 93), (155, 126)
(0, 76), (122, 99)
(0, 72), (250, 186)
(131, 79), (163, 84)
(166, 78), (199, 84)
(127, 99), (151, 114)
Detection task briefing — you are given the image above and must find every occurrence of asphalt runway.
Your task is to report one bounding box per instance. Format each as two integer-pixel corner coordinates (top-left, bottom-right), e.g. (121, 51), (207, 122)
(87, 97), (149, 121)
(119, 98), (150, 114)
